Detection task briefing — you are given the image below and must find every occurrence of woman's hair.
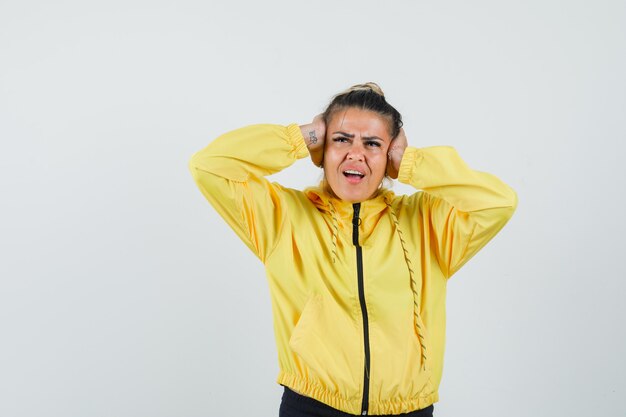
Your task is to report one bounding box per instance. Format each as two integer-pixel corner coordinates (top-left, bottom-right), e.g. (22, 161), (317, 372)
(322, 82), (403, 139)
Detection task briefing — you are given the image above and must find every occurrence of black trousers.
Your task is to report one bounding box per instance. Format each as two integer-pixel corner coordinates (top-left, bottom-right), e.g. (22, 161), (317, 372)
(279, 386), (434, 417)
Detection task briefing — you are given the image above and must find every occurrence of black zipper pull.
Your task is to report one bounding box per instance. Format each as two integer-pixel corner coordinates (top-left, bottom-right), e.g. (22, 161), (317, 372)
(352, 203), (361, 246)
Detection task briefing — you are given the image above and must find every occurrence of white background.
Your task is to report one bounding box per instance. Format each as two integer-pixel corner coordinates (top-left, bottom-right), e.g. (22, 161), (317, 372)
(1, 1), (625, 416)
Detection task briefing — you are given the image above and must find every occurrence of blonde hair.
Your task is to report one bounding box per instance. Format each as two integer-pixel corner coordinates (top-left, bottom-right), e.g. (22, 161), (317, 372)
(322, 82), (402, 139)
(339, 82), (386, 97)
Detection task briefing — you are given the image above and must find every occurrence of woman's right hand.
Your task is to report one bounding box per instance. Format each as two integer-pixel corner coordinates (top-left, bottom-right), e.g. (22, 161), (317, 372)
(300, 114), (326, 167)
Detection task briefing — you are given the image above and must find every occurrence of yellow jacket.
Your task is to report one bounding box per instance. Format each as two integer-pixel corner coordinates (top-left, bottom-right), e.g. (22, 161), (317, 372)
(189, 123), (517, 415)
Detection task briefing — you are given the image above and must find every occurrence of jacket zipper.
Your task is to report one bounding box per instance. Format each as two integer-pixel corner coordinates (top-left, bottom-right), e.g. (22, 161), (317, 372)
(353, 203), (370, 415)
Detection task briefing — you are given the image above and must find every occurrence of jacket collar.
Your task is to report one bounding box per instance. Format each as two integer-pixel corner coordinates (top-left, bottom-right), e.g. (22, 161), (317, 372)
(304, 183), (394, 221)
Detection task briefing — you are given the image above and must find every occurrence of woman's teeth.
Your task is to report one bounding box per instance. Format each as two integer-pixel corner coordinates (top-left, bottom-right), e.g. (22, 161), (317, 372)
(343, 170), (364, 177)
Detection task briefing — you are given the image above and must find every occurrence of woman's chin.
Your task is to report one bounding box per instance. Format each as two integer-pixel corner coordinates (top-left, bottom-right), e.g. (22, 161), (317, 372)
(334, 186), (377, 203)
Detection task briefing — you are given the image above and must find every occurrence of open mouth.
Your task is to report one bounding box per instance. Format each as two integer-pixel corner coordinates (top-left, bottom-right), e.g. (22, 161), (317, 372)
(343, 169), (365, 182)
(343, 169), (365, 178)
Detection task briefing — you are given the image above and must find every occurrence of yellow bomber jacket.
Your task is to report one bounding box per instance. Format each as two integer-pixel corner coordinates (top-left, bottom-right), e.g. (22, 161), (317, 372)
(189, 124), (517, 415)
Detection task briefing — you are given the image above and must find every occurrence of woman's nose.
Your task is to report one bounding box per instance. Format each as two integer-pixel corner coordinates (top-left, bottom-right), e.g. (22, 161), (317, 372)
(347, 152), (364, 162)
(347, 143), (365, 161)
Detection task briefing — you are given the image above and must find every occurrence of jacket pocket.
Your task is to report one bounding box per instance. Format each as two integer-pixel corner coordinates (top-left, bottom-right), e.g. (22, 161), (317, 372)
(288, 293), (361, 393)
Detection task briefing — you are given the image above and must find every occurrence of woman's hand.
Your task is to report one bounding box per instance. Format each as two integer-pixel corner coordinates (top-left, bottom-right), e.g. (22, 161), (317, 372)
(386, 128), (408, 179)
(300, 114), (326, 167)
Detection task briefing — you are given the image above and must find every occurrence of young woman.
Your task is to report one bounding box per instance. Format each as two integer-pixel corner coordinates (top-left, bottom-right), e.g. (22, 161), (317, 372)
(189, 83), (517, 416)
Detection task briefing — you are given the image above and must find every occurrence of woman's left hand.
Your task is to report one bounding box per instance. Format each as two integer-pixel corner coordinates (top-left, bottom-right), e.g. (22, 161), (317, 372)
(386, 128), (408, 179)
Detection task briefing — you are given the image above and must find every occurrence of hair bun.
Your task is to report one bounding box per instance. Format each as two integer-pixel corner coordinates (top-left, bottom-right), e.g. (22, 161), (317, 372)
(344, 82), (385, 97)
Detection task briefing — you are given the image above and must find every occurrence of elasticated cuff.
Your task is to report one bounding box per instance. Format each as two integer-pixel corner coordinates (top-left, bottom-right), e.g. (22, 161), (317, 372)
(398, 147), (422, 184)
(286, 123), (310, 159)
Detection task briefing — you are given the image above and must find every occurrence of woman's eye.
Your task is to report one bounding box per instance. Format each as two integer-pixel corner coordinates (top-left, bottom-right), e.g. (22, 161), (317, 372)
(366, 141), (381, 147)
(333, 137), (349, 143)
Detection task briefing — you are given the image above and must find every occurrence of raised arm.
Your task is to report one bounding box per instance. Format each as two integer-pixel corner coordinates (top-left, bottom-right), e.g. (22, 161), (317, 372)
(189, 124), (308, 262)
(389, 130), (518, 278)
(189, 119), (326, 262)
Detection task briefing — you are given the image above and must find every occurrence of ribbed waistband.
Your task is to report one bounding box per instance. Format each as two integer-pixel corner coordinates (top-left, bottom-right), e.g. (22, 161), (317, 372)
(280, 386), (434, 417)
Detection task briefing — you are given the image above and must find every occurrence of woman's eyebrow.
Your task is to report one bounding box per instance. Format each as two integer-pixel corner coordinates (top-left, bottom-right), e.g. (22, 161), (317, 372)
(362, 136), (384, 142)
(332, 131), (384, 142)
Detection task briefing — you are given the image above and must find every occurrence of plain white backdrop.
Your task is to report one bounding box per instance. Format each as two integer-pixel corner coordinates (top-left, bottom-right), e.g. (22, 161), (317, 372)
(1, 1), (625, 416)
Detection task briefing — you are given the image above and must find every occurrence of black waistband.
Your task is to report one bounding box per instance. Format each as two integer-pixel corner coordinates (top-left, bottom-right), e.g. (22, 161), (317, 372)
(280, 386), (434, 417)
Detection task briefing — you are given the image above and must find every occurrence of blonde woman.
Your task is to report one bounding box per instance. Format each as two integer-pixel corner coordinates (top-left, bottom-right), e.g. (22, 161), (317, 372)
(189, 83), (517, 416)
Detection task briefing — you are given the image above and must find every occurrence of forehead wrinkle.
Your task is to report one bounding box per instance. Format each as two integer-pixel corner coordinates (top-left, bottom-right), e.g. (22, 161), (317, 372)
(333, 108), (390, 141)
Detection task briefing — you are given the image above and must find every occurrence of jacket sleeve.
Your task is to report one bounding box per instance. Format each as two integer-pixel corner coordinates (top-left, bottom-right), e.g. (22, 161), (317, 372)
(398, 146), (518, 278)
(188, 123), (309, 262)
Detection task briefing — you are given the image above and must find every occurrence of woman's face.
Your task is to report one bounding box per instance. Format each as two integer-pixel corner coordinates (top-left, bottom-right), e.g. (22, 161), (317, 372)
(323, 107), (392, 202)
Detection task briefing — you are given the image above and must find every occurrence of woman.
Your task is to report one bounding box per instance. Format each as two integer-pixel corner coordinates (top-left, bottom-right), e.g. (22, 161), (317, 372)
(189, 83), (517, 416)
